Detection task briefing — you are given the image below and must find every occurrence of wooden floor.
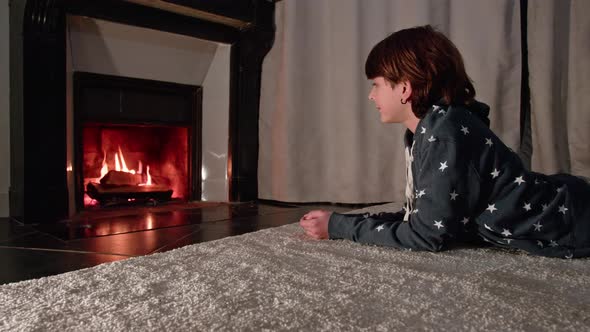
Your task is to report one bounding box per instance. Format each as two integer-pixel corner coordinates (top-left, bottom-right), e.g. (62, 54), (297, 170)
(0, 200), (371, 285)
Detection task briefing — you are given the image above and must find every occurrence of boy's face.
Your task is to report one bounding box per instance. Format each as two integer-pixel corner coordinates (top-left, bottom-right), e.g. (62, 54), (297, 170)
(368, 77), (412, 123)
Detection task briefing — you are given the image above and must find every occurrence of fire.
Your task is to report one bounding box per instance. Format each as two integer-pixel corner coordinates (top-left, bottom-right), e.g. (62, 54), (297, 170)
(114, 153), (121, 172)
(141, 165), (152, 186)
(100, 151), (108, 178)
(102, 145), (152, 186)
(82, 125), (190, 208)
(117, 146), (135, 174)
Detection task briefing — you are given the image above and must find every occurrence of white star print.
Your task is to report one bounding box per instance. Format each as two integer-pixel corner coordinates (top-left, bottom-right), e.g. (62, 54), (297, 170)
(501, 229), (512, 237)
(412, 209), (419, 214)
(523, 202), (532, 211)
(541, 203), (548, 211)
(460, 125), (469, 135)
(416, 189), (426, 198)
(565, 253), (573, 259)
(439, 161), (448, 172)
(486, 204), (497, 213)
(514, 176), (525, 186)
(549, 240), (558, 247)
(537, 240), (544, 248)
(491, 168), (500, 179)
(484, 223), (493, 231)
(450, 191), (459, 200)
(433, 220), (444, 229)
(438, 109), (447, 115)
(420, 126), (427, 134)
(558, 205), (568, 214)
(432, 105), (441, 112)
(505, 239), (513, 244)
(461, 217), (469, 225)
(427, 135), (436, 142)
(556, 187), (564, 193)
(533, 222), (542, 231)
(376, 225), (385, 232)
(485, 138), (493, 146)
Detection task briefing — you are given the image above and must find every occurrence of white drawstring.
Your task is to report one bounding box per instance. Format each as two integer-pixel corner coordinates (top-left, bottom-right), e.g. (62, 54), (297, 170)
(404, 141), (416, 221)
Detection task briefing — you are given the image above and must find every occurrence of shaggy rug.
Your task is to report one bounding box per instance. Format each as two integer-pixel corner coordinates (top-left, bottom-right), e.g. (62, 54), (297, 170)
(1, 203), (589, 331)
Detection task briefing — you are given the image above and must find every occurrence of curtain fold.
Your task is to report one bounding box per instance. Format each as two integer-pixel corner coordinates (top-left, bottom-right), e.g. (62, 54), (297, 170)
(259, 0), (521, 203)
(528, 0), (590, 178)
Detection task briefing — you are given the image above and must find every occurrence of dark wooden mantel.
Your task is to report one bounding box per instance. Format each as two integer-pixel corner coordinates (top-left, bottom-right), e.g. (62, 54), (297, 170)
(10, 0), (276, 223)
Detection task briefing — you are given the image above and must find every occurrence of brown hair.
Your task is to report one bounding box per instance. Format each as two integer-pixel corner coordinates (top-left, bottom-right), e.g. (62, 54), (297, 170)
(365, 25), (476, 118)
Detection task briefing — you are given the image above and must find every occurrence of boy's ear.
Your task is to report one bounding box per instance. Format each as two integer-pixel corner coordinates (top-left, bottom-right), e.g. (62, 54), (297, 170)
(402, 81), (413, 98)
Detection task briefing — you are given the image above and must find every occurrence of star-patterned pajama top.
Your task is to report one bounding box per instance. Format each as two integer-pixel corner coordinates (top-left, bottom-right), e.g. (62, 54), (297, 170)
(328, 102), (590, 259)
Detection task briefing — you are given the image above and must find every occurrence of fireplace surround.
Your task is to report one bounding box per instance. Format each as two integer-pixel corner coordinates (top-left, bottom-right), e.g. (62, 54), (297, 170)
(10, 0), (276, 223)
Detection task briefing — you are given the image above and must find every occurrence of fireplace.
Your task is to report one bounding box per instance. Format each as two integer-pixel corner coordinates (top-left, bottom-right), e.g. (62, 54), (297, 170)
(10, 0), (276, 223)
(74, 72), (201, 209)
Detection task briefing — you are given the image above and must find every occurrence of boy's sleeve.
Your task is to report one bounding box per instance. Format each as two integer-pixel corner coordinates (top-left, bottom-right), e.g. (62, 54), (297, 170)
(328, 139), (479, 251)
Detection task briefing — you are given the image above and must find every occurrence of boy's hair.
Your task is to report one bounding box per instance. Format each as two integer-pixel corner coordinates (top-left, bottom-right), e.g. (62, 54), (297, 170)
(365, 25), (476, 118)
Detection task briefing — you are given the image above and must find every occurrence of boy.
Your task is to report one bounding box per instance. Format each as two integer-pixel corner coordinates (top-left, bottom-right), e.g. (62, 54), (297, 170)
(299, 25), (590, 259)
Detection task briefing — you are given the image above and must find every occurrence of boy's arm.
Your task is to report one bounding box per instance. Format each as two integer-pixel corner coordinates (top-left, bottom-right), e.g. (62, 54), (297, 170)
(328, 139), (478, 251)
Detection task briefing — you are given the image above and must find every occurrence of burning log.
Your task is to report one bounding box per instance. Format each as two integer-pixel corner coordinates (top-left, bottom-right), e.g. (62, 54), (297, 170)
(100, 170), (143, 186)
(86, 145), (175, 206)
(87, 182), (173, 204)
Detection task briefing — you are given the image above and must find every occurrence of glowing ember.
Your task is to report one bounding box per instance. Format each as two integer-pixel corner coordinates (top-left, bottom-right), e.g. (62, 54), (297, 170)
(84, 195), (99, 206)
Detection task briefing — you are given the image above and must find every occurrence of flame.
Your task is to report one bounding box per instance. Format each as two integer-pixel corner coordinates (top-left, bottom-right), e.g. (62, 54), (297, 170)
(118, 146), (135, 173)
(115, 153), (121, 171)
(118, 146), (128, 171)
(100, 145), (152, 186)
(100, 152), (108, 178)
(138, 165), (152, 186)
(145, 165), (152, 185)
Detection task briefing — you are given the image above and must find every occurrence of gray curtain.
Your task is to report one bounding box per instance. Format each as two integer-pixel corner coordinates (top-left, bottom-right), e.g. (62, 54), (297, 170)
(529, 0), (590, 178)
(259, 0), (522, 203)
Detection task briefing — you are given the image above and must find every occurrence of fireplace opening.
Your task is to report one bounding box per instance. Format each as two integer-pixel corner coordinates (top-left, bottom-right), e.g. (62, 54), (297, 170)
(82, 124), (190, 208)
(73, 72), (201, 212)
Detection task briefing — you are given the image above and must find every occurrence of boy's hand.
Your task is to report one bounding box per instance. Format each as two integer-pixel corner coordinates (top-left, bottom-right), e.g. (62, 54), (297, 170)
(299, 210), (332, 239)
